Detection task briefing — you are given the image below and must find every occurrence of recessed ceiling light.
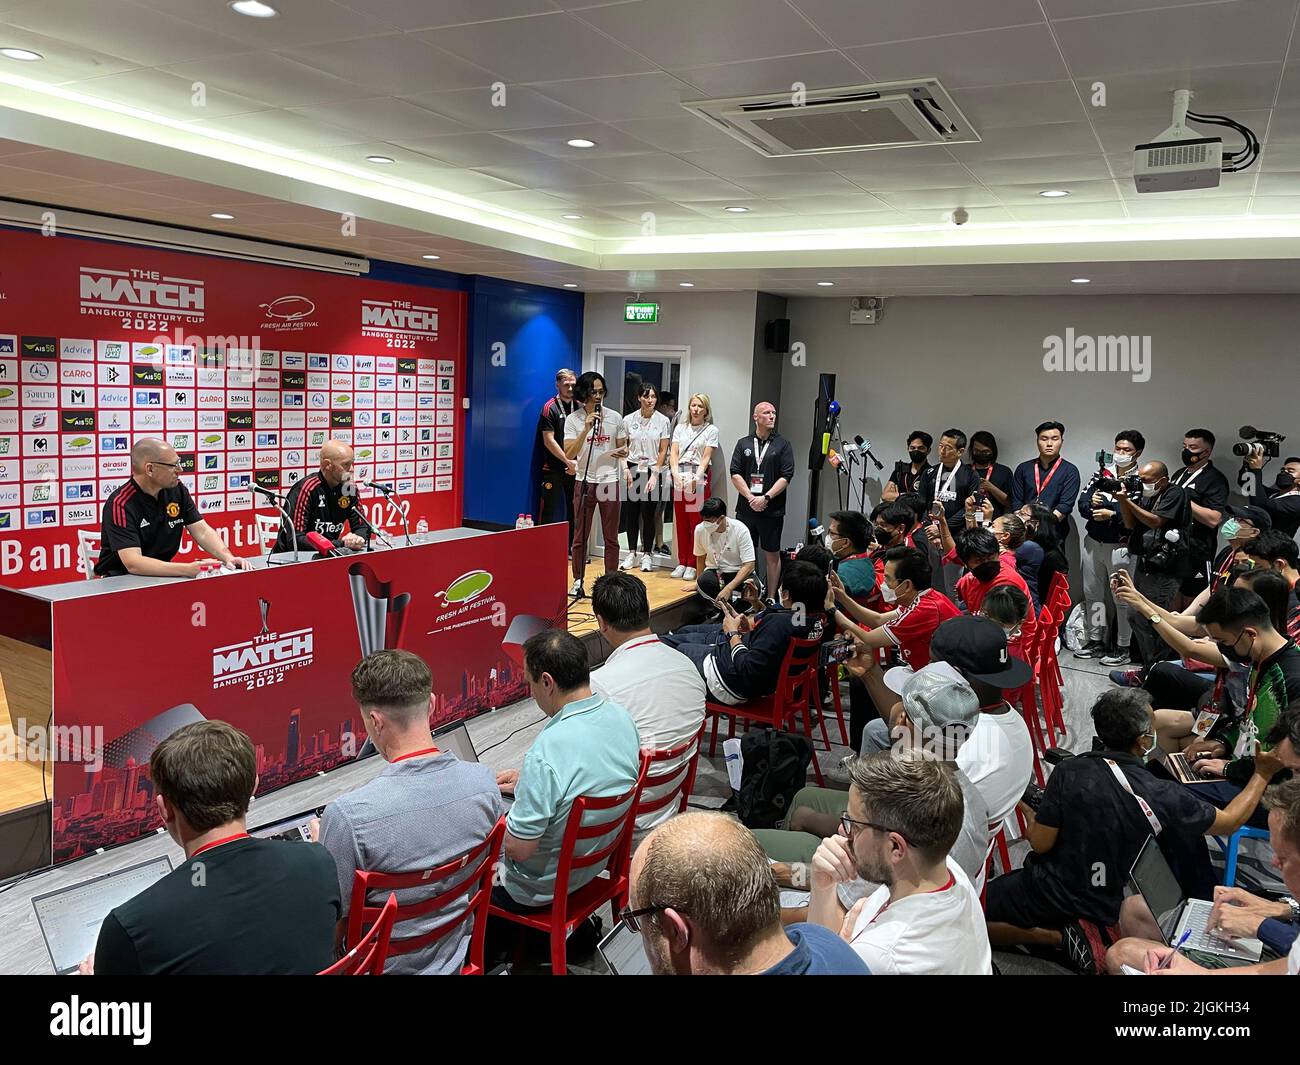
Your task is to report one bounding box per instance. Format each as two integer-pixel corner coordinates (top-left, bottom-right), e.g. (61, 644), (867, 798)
(563, 283), (579, 289)
(230, 1), (279, 17)
(678, 282), (694, 288)
(816, 281), (835, 287)
(421, 254), (441, 261)
(1039, 189), (1070, 198)
(209, 212), (236, 220)
(1070, 277), (1091, 284)
(1, 48), (43, 61)
(566, 138), (596, 149)
(561, 213), (583, 220)
(366, 155), (396, 165)
(723, 206), (749, 213)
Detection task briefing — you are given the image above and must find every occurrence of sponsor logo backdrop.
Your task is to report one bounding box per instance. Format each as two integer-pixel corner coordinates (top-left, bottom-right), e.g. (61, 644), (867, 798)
(0, 230), (466, 587)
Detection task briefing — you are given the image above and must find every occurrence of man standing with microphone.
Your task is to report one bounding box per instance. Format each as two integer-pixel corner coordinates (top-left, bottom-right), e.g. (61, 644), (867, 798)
(275, 439), (374, 554)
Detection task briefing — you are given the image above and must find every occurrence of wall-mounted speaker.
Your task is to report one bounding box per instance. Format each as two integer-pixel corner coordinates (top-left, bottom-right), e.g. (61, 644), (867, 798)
(764, 318), (791, 354)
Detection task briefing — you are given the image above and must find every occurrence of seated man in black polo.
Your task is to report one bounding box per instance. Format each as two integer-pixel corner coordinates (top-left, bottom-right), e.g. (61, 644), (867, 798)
(84, 721), (340, 975)
(984, 688), (1280, 974)
(663, 560), (827, 704)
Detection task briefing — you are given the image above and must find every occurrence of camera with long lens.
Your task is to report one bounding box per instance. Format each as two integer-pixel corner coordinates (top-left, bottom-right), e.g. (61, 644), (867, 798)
(1095, 473), (1142, 496)
(1232, 425), (1286, 460)
(1140, 526), (1185, 574)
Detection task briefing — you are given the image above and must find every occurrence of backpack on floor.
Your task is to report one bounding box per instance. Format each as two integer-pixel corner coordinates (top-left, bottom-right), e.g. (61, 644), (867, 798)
(1062, 604), (1086, 652)
(736, 728), (814, 830)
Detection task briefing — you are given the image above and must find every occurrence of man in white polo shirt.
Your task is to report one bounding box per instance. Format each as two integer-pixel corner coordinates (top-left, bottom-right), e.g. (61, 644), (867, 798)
(590, 572), (706, 832)
(693, 497), (757, 607)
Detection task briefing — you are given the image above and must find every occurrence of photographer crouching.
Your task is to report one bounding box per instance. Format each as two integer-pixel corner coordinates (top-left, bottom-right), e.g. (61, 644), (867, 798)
(1118, 461), (1192, 669)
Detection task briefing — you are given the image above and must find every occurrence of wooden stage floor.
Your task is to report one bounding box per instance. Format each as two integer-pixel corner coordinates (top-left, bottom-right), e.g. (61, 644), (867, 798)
(565, 565), (697, 638)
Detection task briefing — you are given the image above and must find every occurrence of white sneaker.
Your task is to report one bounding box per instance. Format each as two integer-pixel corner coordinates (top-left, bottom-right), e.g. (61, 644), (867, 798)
(620, 551), (638, 570)
(640, 555), (653, 573)
(570, 579), (584, 597)
(670, 565), (686, 579)
(683, 567), (697, 581)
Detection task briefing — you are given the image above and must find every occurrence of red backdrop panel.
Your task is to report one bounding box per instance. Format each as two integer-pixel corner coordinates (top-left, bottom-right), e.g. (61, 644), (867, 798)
(0, 228), (467, 588)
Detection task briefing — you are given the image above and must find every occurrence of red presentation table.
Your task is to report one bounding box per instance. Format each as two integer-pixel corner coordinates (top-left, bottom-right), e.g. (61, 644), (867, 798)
(0, 523), (567, 874)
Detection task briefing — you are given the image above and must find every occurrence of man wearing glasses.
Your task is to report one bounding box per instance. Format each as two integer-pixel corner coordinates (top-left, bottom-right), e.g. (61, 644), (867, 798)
(97, 437), (250, 578)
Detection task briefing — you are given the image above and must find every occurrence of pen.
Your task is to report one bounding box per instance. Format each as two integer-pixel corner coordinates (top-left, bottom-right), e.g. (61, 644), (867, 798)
(1158, 929), (1192, 970)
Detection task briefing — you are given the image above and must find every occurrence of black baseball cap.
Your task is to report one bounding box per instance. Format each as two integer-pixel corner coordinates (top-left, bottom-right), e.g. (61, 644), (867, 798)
(929, 615), (1032, 689)
(1224, 505), (1272, 532)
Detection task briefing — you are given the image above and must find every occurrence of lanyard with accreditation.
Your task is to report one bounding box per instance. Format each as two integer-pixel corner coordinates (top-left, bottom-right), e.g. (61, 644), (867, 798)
(1033, 458), (1063, 503)
(750, 436), (771, 494)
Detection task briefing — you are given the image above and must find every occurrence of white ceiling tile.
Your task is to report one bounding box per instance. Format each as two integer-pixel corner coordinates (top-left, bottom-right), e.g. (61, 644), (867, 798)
(192, 109), (362, 150)
(1071, 64), (1284, 119)
(0, 27), (137, 82)
(952, 81), (1088, 128)
(288, 98), (469, 140)
(4, 0), (248, 66)
(334, 0), (557, 31)
(492, 122), (660, 158)
(630, 175), (758, 200)
(1254, 173), (1300, 195)
(1043, 0), (1267, 19)
(670, 52), (868, 98)
(396, 132), (561, 167)
(1005, 202), (1130, 221)
(471, 188), (584, 212)
(132, 0), (379, 48)
(529, 73), (698, 121)
(947, 121), (1102, 161)
(1124, 197), (1253, 217)
(1268, 107), (1300, 143)
(539, 181), (659, 205)
(986, 178), (1121, 203)
(576, 153), (711, 181)
(676, 147), (835, 178)
(577, 0), (831, 68)
(793, 0), (1046, 48)
(766, 194), (892, 215)
(1251, 195), (1300, 214)
(159, 52), (375, 109)
(66, 67), (265, 120)
(900, 205), (1017, 224)
(965, 155), (1115, 184)
(1260, 144), (1300, 171)
(615, 115), (746, 152)
(844, 24), (1071, 88)
(828, 162), (979, 189)
(1051, 0), (1297, 77)
(718, 170), (864, 197)
(402, 86), (593, 131)
(876, 186), (1003, 210)
(413, 12), (656, 82)
(480, 160), (611, 187)
(284, 34), (499, 96)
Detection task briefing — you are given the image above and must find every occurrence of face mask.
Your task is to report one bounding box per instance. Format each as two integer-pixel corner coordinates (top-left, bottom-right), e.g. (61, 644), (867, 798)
(1141, 481), (1159, 499)
(1216, 631), (1254, 664)
(1114, 453), (1135, 470)
(823, 533), (836, 550)
(1181, 448), (1198, 467)
(1220, 519), (1241, 540)
(908, 450), (928, 465)
(1140, 732), (1159, 764)
(1277, 472), (1296, 492)
(879, 581), (898, 604)
(971, 451), (992, 465)
(971, 560), (1000, 582)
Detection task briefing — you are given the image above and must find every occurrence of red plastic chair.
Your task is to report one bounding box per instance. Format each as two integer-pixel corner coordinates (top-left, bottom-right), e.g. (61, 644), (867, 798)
(319, 892), (397, 975)
(1036, 604), (1068, 745)
(706, 634), (827, 784)
(633, 720), (707, 830)
(1007, 614), (1048, 787)
(488, 760), (648, 975)
(344, 817), (506, 976)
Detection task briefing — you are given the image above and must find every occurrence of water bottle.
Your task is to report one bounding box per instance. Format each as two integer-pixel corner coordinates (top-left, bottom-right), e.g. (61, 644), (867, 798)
(524, 514), (534, 528)
(415, 518), (428, 534)
(514, 514), (525, 530)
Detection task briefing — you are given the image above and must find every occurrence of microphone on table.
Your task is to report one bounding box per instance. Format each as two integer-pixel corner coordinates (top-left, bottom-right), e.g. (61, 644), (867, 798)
(364, 481), (394, 495)
(305, 531), (341, 557)
(252, 483), (285, 501)
(855, 435), (885, 471)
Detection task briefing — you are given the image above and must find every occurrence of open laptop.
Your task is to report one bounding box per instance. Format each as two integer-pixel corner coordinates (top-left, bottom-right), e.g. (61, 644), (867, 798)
(597, 919), (654, 975)
(32, 856), (174, 974)
(1129, 835), (1263, 965)
(432, 720), (478, 763)
(1150, 745), (1215, 785)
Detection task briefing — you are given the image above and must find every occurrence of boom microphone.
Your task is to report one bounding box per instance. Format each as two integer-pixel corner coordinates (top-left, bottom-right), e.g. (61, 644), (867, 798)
(252, 483), (283, 500)
(364, 481), (394, 494)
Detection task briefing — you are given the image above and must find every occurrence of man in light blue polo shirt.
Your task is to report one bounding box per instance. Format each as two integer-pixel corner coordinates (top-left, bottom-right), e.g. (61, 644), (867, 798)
(494, 629), (642, 912)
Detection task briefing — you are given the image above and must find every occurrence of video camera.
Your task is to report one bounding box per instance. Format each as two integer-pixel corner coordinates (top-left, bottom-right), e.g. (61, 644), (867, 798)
(1232, 425), (1286, 460)
(1096, 473), (1142, 496)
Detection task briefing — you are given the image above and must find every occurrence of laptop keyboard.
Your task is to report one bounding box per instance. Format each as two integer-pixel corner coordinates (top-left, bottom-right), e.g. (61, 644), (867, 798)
(1183, 903), (1243, 955)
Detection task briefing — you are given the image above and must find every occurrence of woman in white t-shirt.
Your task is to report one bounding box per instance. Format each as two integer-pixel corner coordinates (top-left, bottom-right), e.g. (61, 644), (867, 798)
(563, 371), (629, 596)
(620, 384), (671, 573)
(668, 393), (720, 580)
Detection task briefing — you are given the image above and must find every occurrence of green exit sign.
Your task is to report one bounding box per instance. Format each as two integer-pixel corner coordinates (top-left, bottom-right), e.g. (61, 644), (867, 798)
(624, 301), (659, 323)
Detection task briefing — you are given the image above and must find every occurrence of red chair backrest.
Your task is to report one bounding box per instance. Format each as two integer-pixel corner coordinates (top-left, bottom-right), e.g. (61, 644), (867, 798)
(320, 892), (397, 975)
(771, 634), (824, 712)
(346, 817), (506, 974)
(634, 720), (707, 824)
(1047, 571), (1071, 612)
(552, 757), (650, 908)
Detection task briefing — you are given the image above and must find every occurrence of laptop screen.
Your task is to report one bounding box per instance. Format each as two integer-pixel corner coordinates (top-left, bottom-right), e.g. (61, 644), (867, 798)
(32, 856), (174, 974)
(249, 808), (323, 843)
(433, 722), (477, 763)
(1128, 836), (1185, 944)
(597, 920), (654, 975)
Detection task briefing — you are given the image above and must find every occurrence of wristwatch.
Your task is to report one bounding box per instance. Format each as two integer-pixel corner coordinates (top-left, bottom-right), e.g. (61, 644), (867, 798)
(1285, 896), (1300, 926)
(1149, 613), (1163, 626)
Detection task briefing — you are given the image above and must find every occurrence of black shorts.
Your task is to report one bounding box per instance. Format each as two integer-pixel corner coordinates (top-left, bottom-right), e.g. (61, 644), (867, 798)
(739, 510), (783, 552)
(983, 868), (1076, 930)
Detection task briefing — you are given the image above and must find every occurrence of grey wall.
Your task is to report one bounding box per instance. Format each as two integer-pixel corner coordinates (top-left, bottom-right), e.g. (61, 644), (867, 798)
(779, 293), (1300, 544)
(584, 290), (758, 506)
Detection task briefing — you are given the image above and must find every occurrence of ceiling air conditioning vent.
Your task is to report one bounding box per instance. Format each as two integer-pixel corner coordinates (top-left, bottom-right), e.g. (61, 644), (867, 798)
(681, 78), (978, 157)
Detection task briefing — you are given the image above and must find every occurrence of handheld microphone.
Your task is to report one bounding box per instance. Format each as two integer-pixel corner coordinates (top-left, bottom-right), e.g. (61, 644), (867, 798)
(808, 517), (825, 539)
(305, 531), (339, 557)
(855, 435), (885, 472)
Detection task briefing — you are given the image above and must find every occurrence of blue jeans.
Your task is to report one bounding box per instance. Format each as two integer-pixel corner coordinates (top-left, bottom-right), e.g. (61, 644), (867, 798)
(661, 632), (715, 678)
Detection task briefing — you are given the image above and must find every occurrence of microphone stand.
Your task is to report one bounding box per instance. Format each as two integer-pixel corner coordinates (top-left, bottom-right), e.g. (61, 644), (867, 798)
(369, 484), (412, 547)
(256, 488), (300, 566)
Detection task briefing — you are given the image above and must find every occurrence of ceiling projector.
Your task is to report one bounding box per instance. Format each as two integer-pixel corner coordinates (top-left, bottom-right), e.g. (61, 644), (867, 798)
(1133, 89), (1257, 194)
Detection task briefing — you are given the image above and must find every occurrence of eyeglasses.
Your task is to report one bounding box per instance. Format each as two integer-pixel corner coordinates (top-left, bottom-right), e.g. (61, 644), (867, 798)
(617, 904), (681, 932)
(840, 812), (912, 845)
(149, 461), (182, 470)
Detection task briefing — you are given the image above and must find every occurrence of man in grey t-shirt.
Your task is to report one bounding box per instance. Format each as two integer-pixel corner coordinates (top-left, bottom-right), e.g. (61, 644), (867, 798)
(319, 651), (503, 975)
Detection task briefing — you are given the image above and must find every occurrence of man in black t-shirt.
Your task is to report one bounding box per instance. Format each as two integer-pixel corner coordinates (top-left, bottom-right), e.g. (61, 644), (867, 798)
(276, 439), (374, 554)
(1119, 461), (1191, 668)
(83, 721), (340, 975)
(1241, 451), (1300, 539)
(97, 438), (249, 578)
(730, 401), (795, 594)
(882, 430), (933, 501)
(1172, 428), (1230, 606)
(537, 368), (578, 539)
